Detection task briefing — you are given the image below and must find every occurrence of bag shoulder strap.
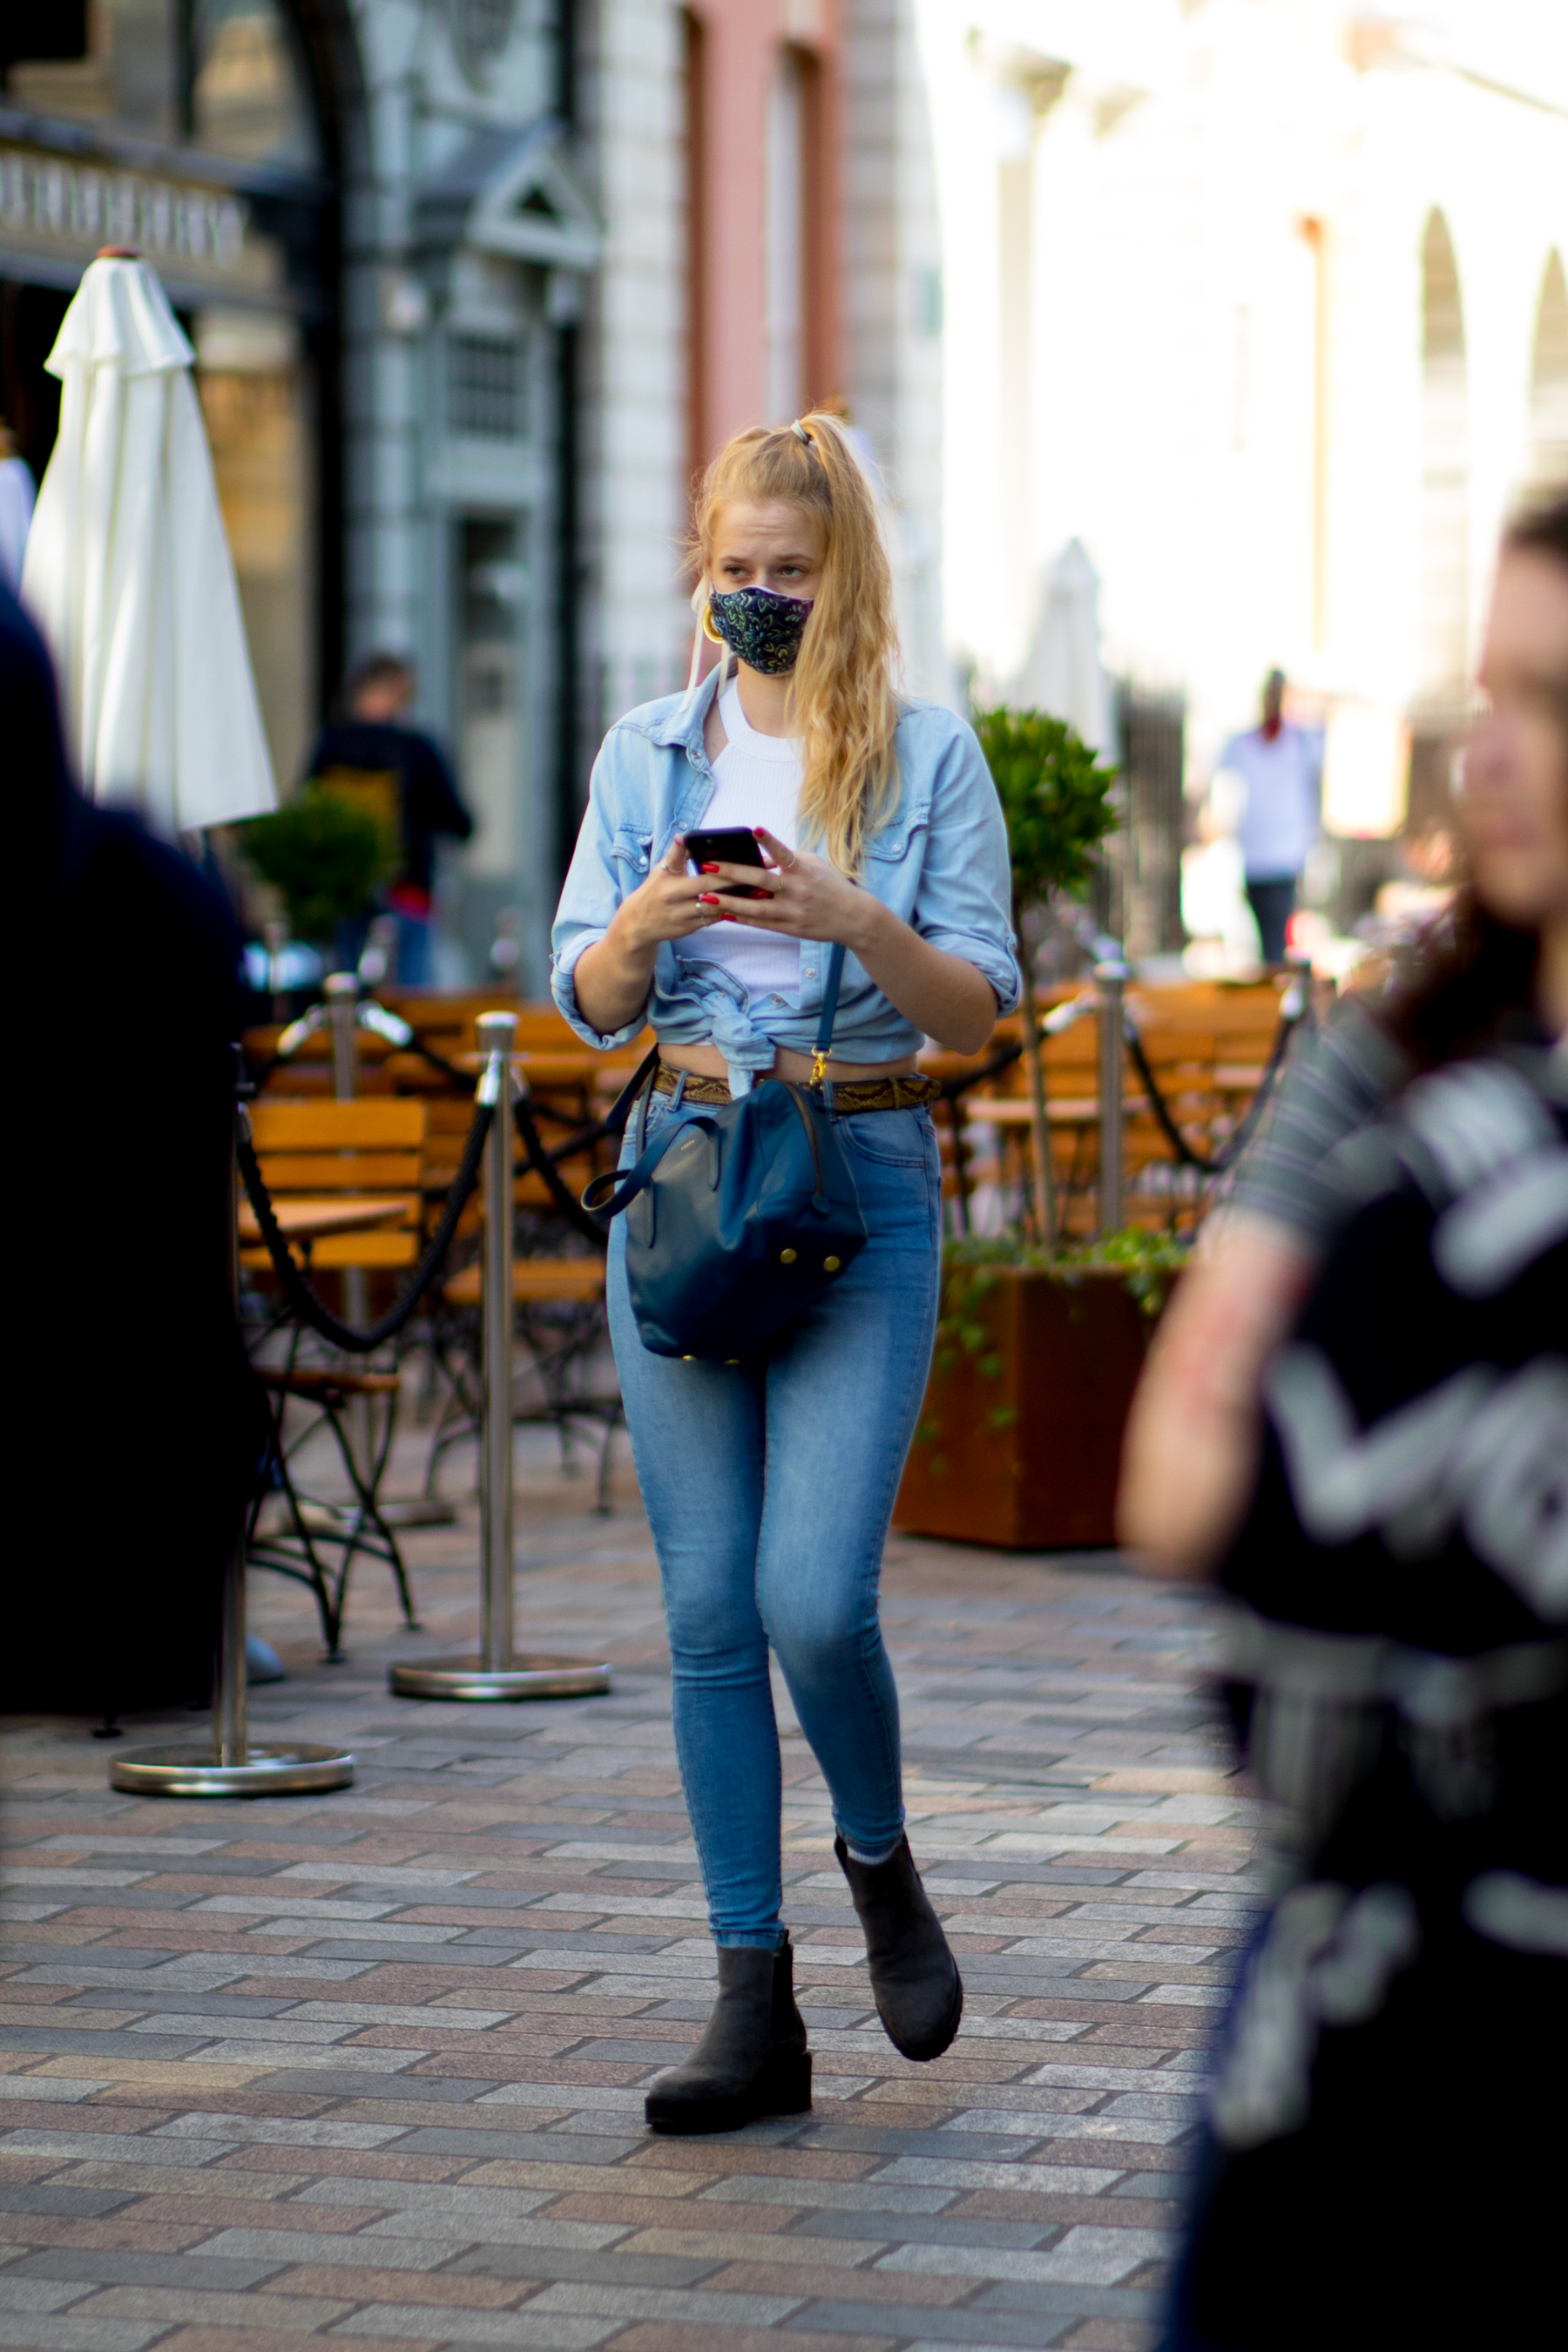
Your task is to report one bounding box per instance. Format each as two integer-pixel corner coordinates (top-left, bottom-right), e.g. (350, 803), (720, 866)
(600, 1043), (660, 1139)
(583, 1105), (720, 1220)
(811, 943), (847, 1085)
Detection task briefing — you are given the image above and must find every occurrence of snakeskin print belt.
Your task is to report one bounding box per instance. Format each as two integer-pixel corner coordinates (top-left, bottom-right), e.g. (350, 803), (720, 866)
(653, 1064), (941, 1113)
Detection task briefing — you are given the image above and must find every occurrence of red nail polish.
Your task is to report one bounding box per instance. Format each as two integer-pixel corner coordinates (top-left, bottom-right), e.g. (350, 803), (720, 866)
(700, 862), (720, 873)
(699, 893), (720, 905)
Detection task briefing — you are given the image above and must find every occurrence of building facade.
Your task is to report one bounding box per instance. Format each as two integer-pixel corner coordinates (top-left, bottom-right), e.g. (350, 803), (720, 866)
(2, 0), (948, 989)
(921, 0), (1568, 830)
(581, 0), (951, 767)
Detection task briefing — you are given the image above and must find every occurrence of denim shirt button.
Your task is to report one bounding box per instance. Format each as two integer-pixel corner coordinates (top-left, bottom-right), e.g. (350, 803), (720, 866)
(804, 967), (816, 978)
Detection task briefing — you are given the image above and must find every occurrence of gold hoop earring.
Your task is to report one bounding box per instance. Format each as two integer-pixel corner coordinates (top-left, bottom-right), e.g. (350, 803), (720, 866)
(700, 599), (725, 647)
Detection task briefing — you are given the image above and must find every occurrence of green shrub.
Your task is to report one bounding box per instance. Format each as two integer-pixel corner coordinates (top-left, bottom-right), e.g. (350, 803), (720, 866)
(974, 706), (1119, 912)
(970, 708), (1119, 1246)
(240, 787), (395, 943)
(942, 1229), (1190, 1323)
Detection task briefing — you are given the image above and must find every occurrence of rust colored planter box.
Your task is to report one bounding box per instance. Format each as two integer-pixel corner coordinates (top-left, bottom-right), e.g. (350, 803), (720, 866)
(894, 1267), (1152, 1550)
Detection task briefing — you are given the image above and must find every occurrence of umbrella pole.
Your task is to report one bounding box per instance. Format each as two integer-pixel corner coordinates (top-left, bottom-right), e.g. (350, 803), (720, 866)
(110, 1055), (355, 1797)
(389, 1012), (611, 1703)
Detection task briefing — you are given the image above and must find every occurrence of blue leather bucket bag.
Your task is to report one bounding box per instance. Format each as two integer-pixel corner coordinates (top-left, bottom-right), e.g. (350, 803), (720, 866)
(583, 944), (868, 1360)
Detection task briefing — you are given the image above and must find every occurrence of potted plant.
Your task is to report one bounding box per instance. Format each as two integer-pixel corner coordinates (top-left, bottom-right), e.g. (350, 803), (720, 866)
(973, 705), (1119, 1245)
(893, 717), (1170, 1549)
(240, 785), (395, 952)
(895, 1231), (1185, 1549)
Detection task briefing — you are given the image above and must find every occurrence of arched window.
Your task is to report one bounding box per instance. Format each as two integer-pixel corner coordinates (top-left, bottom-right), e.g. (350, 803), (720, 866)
(1526, 251), (1568, 496)
(1417, 208), (1470, 694)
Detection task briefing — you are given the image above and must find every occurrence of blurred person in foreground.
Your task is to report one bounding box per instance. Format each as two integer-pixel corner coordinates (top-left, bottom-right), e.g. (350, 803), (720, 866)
(0, 414), (35, 592)
(1119, 506), (1568, 2345)
(7, 585), (267, 1720)
(1217, 668), (1321, 963)
(303, 652), (472, 983)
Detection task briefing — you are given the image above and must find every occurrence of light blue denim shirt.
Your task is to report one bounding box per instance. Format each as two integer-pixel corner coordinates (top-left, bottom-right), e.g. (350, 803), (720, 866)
(551, 667), (1020, 1092)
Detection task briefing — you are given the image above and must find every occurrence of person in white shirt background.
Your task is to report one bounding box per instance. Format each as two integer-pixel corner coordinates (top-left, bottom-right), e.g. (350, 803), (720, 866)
(0, 416), (36, 595)
(1217, 668), (1323, 963)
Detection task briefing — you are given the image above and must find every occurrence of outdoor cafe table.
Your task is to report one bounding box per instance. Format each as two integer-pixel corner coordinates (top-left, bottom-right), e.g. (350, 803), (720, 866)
(237, 1195), (409, 1248)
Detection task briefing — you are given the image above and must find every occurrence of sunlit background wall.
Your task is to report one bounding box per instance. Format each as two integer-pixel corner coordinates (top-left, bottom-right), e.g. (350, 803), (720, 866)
(5, 1), (1568, 983)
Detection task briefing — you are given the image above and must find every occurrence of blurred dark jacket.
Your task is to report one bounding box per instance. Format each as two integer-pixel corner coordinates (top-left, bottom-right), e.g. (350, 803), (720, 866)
(303, 717), (472, 909)
(6, 585), (267, 1717)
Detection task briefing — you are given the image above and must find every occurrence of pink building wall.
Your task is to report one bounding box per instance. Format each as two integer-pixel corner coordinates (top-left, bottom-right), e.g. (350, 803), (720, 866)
(685, 0), (842, 467)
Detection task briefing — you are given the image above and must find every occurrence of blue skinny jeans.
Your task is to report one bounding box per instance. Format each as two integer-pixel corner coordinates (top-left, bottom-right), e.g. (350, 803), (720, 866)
(607, 1089), (943, 1947)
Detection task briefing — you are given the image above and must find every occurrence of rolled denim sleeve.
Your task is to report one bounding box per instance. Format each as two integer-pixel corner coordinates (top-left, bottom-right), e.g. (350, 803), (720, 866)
(909, 714), (1021, 1013)
(549, 733), (649, 1049)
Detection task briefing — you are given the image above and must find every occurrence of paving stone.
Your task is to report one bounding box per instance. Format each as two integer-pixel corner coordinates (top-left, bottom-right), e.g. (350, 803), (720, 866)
(0, 2280), (95, 2313)
(0, 1441), (1243, 2352)
(7, 2250), (296, 2290)
(331, 2308), (614, 2347)
(794, 2308), (1074, 2347)
(175, 2231), (456, 2269)
(0, 2318), (166, 2351)
(0, 2187), (135, 2217)
(69, 2290), (351, 2328)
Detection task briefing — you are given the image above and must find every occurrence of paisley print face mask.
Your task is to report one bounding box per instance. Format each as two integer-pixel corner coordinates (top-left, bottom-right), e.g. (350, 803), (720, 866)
(706, 584), (814, 674)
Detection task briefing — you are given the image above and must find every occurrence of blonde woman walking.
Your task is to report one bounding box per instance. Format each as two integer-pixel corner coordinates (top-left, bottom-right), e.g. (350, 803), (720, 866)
(552, 416), (1017, 2132)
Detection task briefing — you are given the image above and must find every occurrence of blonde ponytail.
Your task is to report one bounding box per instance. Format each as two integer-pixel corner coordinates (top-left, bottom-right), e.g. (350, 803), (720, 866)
(690, 413), (900, 875)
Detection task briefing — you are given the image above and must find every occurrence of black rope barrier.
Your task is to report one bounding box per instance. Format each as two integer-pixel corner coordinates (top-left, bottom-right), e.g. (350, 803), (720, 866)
(926, 990), (1307, 1184)
(936, 1036), (1024, 1102)
(511, 1086), (612, 1247)
(1121, 1004), (1302, 1179)
(390, 1032), (652, 1243)
(237, 1092), (495, 1353)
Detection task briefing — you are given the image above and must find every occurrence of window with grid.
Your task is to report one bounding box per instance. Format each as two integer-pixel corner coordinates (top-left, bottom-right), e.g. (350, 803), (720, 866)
(448, 334), (524, 438)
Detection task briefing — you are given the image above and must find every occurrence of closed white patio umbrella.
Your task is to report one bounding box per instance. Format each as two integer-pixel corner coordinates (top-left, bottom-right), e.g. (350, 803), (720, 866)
(1018, 536), (1114, 756)
(21, 253), (275, 830)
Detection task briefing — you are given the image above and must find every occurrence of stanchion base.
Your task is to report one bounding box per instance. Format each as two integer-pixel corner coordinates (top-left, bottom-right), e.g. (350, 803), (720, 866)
(389, 1655), (612, 1701)
(109, 1743), (355, 1798)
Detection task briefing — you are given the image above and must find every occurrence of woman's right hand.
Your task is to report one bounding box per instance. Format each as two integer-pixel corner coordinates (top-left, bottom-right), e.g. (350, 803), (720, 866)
(571, 837), (726, 1038)
(612, 835), (729, 951)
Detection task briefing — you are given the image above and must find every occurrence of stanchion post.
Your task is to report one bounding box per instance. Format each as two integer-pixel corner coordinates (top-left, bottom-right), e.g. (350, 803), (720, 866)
(389, 1015), (612, 1703)
(264, 917), (290, 1022)
(111, 1053), (355, 1797)
(480, 1013), (516, 1673)
(1095, 956), (1130, 1240)
(325, 970), (359, 1101)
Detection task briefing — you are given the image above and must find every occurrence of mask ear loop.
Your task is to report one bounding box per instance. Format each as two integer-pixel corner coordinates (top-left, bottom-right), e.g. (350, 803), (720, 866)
(688, 581), (739, 696)
(686, 578), (711, 693)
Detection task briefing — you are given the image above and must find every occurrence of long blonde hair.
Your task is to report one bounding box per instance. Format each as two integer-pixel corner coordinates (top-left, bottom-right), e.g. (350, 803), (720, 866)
(691, 413), (900, 875)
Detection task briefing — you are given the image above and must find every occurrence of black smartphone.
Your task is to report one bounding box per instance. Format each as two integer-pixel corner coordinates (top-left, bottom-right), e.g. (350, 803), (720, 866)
(684, 826), (772, 899)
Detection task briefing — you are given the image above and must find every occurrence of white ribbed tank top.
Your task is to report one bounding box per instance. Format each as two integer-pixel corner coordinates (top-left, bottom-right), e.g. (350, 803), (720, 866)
(677, 674), (803, 1006)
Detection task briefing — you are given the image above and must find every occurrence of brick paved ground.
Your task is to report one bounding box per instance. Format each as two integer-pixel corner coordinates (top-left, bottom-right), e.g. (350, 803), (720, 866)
(0, 1420), (1263, 2352)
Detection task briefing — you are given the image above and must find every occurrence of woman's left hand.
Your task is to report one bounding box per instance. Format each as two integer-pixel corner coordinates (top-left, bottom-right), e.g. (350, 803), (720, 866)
(696, 828), (880, 954)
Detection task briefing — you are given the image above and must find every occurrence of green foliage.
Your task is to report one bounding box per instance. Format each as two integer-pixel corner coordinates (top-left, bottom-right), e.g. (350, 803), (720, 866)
(241, 787), (396, 943)
(974, 705), (1119, 913)
(913, 1233), (1188, 1451)
(942, 1228), (1191, 1326)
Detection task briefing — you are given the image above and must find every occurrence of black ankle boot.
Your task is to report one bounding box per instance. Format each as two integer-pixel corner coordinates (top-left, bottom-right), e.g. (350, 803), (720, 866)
(644, 1935), (811, 2135)
(835, 1834), (963, 2062)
